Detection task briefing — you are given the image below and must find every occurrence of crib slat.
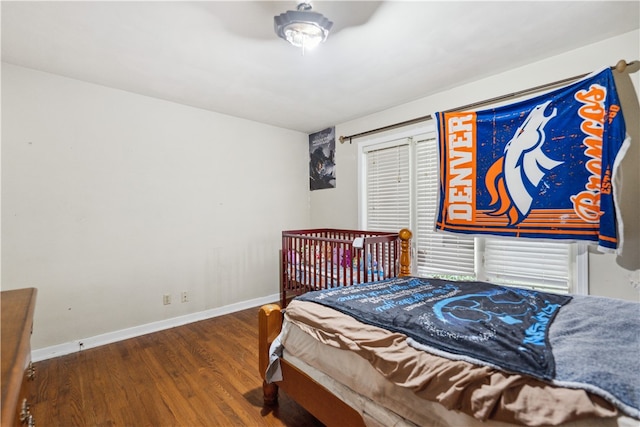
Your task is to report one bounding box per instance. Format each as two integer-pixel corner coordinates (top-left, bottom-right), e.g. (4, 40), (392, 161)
(280, 229), (403, 307)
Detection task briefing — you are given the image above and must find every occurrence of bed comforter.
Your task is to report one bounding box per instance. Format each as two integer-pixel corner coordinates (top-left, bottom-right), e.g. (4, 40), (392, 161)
(282, 277), (639, 424)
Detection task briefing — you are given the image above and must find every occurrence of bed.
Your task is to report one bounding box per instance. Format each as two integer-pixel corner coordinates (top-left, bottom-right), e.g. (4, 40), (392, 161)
(280, 228), (410, 308)
(259, 229), (640, 427)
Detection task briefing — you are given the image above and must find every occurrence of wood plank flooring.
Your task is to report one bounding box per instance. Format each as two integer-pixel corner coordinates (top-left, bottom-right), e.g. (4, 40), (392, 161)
(31, 306), (324, 426)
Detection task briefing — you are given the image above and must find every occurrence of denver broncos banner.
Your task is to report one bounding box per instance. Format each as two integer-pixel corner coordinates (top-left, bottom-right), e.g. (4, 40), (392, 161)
(435, 67), (629, 253)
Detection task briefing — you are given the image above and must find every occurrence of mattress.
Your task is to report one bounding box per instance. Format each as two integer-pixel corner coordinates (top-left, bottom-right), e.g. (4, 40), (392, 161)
(278, 300), (638, 427)
(286, 262), (386, 288)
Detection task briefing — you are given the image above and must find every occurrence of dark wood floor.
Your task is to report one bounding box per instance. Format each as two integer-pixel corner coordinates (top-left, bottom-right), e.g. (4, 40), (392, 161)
(31, 306), (324, 426)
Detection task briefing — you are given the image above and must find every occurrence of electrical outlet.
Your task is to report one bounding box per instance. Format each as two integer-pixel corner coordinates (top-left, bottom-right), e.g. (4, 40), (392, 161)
(163, 294), (171, 305)
(181, 291), (188, 303)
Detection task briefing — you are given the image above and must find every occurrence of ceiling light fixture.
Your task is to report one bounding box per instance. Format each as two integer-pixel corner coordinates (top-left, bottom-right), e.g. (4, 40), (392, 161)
(274, 2), (333, 54)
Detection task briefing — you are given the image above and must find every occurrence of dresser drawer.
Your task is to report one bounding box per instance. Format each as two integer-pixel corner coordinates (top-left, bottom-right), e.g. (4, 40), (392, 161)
(15, 359), (35, 427)
(1, 288), (37, 427)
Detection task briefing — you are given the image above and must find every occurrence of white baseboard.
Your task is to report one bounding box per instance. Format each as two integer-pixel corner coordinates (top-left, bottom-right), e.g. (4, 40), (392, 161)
(32, 293), (280, 362)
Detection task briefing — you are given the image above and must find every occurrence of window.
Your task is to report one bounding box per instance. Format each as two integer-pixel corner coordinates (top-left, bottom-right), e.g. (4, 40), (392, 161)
(360, 126), (587, 294)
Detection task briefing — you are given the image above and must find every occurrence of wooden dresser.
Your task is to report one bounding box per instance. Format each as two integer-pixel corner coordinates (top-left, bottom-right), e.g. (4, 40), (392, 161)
(1, 288), (37, 427)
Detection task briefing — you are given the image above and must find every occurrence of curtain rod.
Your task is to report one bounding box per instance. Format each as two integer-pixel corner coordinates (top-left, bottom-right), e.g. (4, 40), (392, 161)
(339, 59), (638, 144)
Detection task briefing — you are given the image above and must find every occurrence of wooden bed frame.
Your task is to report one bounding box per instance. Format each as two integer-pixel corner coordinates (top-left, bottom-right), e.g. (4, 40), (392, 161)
(259, 228), (412, 426)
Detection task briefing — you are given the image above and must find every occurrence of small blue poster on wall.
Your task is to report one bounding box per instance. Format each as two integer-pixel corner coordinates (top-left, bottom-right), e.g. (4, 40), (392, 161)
(309, 127), (336, 191)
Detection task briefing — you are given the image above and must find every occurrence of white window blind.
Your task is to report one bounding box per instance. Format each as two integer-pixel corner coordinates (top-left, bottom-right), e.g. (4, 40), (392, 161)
(364, 140), (410, 232)
(481, 238), (571, 293)
(415, 135), (475, 277)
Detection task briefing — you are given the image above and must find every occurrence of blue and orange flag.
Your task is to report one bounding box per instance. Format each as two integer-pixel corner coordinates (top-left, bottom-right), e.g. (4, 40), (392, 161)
(435, 68), (630, 253)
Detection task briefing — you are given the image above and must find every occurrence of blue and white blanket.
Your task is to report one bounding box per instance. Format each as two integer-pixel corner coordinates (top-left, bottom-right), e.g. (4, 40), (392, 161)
(296, 277), (640, 419)
(435, 67), (630, 253)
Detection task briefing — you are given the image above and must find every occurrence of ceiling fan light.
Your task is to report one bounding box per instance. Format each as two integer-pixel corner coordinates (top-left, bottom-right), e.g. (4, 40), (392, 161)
(274, 4), (333, 51)
(283, 23), (325, 49)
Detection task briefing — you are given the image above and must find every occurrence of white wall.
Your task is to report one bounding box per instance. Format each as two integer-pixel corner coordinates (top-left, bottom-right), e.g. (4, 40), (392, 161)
(316, 30), (640, 301)
(1, 63), (311, 351)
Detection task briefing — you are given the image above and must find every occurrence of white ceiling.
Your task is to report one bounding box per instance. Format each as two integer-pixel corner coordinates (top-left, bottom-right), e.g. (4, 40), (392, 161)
(2, 1), (639, 134)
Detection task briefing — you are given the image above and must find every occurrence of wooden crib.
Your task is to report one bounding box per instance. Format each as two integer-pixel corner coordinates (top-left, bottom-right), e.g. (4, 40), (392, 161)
(280, 228), (411, 307)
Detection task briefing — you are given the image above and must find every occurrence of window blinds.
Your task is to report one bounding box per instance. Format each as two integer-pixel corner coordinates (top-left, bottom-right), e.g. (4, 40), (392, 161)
(364, 140), (410, 232)
(482, 238), (571, 293)
(415, 135), (476, 277)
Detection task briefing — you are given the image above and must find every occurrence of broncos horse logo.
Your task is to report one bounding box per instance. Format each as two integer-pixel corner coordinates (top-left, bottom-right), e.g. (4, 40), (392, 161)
(485, 101), (563, 225)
